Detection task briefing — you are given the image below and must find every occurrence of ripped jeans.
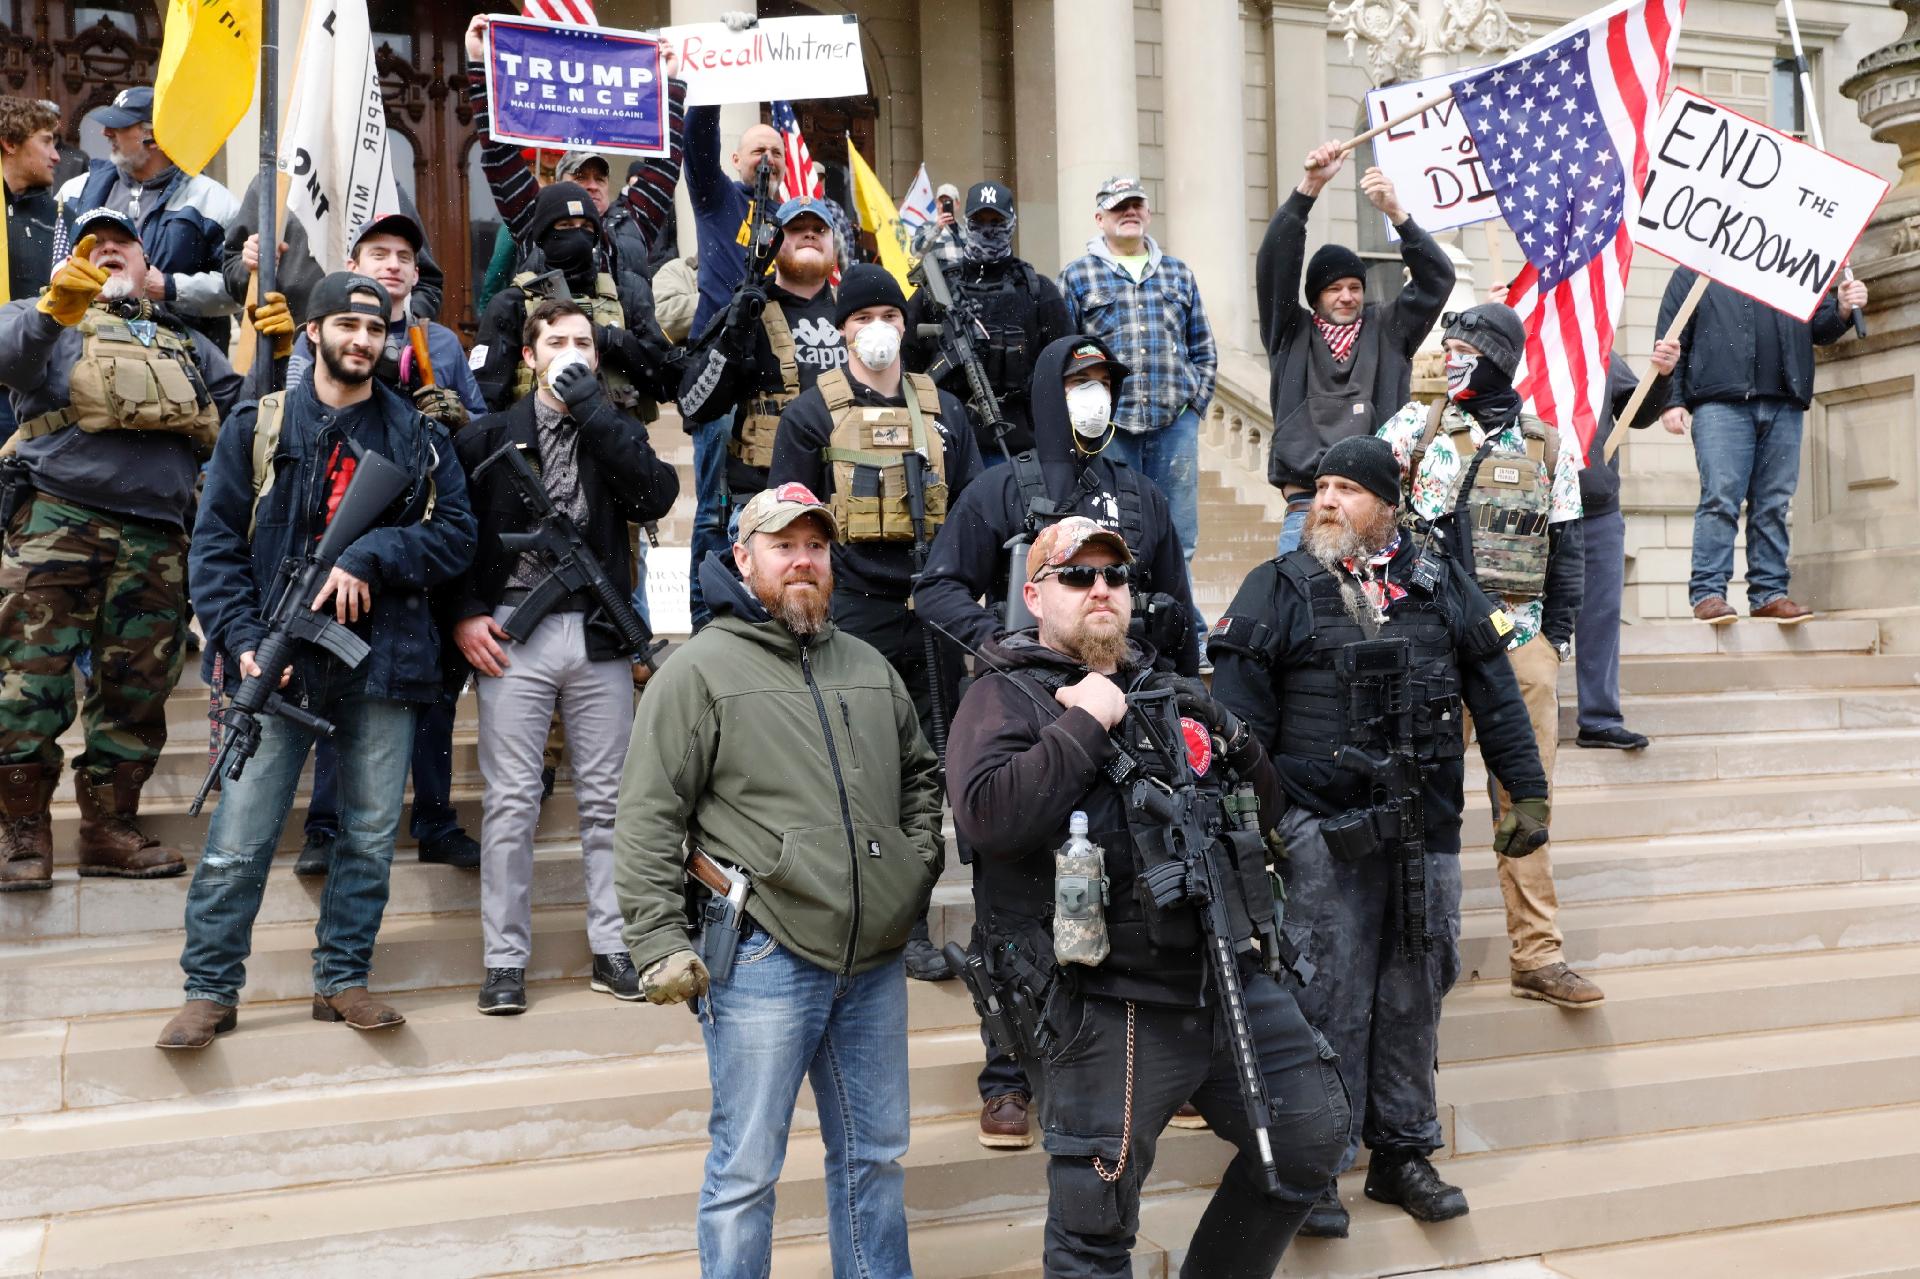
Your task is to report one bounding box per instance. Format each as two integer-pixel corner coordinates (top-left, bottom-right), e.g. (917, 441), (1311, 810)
(179, 692), (416, 1005)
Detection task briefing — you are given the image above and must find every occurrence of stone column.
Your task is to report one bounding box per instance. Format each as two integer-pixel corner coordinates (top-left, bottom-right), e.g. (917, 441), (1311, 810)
(1161, 0), (1250, 349)
(1267, 2), (1332, 250)
(670, 0), (759, 258)
(919, 0), (985, 190)
(1052, 0), (1138, 269)
(1012, 0), (1061, 274)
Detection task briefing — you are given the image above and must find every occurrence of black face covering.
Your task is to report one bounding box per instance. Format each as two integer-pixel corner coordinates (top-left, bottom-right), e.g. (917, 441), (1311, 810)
(540, 228), (597, 284)
(1452, 356), (1523, 430)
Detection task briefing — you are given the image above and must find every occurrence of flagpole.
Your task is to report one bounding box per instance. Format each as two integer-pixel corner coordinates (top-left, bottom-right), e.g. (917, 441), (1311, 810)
(1601, 272), (1708, 464)
(256, 0), (280, 377)
(1782, 0), (1866, 337)
(1343, 91), (1457, 155)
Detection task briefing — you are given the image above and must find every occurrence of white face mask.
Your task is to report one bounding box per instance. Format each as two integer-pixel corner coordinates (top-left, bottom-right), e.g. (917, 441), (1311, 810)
(1066, 381), (1112, 439)
(1444, 351), (1479, 402)
(542, 348), (592, 391)
(851, 320), (901, 371)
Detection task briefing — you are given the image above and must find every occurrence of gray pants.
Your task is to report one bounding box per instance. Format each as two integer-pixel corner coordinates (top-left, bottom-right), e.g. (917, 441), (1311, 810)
(477, 609), (633, 967)
(1575, 508), (1626, 733)
(1276, 804), (1462, 1177)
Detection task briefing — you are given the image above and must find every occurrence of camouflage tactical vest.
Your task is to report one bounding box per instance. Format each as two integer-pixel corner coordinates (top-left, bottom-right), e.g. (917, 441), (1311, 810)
(728, 301), (801, 468)
(1412, 400), (1558, 600)
(509, 271), (637, 409)
(15, 304), (218, 454)
(818, 368), (948, 544)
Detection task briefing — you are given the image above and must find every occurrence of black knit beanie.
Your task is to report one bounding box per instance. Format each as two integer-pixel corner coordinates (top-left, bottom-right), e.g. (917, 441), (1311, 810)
(1305, 244), (1368, 303)
(1316, 435), (1401, 508)
(833, 263), (909, 327)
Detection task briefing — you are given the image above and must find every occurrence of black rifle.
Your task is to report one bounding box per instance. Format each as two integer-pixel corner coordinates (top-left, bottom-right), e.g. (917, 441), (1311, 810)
(900, 450), (948, 760)
(473, 441), (666, 671)
(1123, 685), (1285, 1196)
(910, 250), (1053, 630)
(190, 449), (413, 815)
(1326, 637), (1432, 957)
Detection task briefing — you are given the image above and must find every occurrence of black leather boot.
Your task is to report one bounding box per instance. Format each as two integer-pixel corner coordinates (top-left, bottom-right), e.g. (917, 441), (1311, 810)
(1364, 1150), (1468, 1223)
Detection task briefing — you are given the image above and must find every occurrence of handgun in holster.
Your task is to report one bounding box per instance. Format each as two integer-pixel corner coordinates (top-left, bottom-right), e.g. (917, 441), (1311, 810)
(688, 848), (749, 984)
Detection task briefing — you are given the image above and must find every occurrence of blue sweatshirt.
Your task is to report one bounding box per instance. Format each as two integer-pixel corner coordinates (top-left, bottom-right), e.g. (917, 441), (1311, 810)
(685, 104), (753, 342)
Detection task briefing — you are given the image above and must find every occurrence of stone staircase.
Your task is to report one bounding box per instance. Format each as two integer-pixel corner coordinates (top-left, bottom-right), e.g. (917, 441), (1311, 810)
(7, 416), (1920, 1276)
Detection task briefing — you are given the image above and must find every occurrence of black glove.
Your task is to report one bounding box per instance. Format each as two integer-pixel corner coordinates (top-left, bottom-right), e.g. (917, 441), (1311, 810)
(1168, 678), (1255, 770)
(549, 359), (603, 413)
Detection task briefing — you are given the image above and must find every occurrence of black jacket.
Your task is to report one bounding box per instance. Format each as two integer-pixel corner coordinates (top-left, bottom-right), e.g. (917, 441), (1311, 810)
(1258, 190), (1455, 491)
(1581, 354), (1672, 518)
(949, 632), (1284, 1006)
(191, 379), (476, 705)
(5, 181), (56, 303)
(451, 389), (679, 663)
(1210, 540), (1545, 852)
(767, 373), (982, 600)
(1657, 267), (1852, 411)
(913, 336), (1202, 675)
(474, 261), (680, 414)
(903, 255), (1074, 456)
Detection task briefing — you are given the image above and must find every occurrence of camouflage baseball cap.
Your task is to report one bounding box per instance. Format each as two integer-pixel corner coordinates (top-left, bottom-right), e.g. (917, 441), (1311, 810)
(736, 482), (838, 543)
(1027, 516), (1132, 581)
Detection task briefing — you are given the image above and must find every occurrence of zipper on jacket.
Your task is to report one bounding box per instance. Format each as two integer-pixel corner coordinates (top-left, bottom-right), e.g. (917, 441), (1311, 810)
(838, 694), (860, 770)
(801, 644), (863, 976)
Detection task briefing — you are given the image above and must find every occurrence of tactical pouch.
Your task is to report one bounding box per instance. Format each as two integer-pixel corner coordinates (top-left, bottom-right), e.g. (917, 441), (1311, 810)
(1321, 806), (1388, 862)
(730, 407), (783, 467)
(1053, 838), (1112, 968)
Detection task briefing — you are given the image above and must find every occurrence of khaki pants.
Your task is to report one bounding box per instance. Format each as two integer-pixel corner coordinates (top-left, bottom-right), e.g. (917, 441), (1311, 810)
(1464, 633), (1564, 972)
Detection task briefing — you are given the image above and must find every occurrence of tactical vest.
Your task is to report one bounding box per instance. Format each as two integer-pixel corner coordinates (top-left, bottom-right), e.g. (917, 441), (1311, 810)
(15, 305), (218, 454)
(1271, 549), (1466, 765)
(818, 368), (949, 544)
(509, 271), (638, 409)
(729, 301), (801, 469)
(963, 262), (1042, 400)
(1410, 401), (1559, 599)
(1020, 460), (1154, 585)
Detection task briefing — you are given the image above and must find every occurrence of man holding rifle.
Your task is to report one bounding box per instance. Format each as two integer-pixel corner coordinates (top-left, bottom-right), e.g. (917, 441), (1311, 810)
(1209, 436), (1547, 1234)
(945, 516), (1348, 1275)
(454, 299), (679, 1016)
(160, 271), (474, 1050)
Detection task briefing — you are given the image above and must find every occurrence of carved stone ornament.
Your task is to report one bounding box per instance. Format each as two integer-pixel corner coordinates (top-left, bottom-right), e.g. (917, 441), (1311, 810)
(1329, 0), (1529, 86)
(1437, 0), (1530, 60)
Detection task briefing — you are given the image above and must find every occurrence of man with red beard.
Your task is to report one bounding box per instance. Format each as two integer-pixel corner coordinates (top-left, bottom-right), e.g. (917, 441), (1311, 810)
(613, 482), (943, 1278)
(677, 197), (848, 627)
(1209, 435), (1547, 1236)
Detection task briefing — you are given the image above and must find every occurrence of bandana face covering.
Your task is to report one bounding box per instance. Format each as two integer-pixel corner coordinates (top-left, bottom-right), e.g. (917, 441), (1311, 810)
(964, 215), (1017, 262)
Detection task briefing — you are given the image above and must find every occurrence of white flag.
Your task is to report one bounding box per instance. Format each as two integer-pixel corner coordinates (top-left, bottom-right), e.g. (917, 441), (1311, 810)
(279, 0), (399, 273)
(898, 163), (935, 229)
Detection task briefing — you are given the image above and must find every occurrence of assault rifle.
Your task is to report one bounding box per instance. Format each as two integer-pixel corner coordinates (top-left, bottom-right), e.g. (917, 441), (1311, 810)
(190, 449), (412, 815)
(473, 441), (666, 671)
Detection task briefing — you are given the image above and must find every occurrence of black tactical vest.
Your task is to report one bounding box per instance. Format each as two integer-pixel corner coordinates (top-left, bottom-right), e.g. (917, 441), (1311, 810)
(959, 261), (1043, 401)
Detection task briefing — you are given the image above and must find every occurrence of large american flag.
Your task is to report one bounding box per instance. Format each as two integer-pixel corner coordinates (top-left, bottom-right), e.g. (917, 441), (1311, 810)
(1453, 0), (1684, 462)
(524, 0), (596, 24)
(771, 100), (825, 203)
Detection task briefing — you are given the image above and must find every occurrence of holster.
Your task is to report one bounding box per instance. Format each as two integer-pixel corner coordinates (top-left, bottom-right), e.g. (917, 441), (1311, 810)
(696, 894), (743, 985)
(0, 458), (32, 547)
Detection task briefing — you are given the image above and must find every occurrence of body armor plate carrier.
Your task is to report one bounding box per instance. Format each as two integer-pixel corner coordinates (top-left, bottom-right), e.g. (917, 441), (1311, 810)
(16, 306), (218, 453)
(818, 367), (948, 543)
(1411, 400), (1558, 600)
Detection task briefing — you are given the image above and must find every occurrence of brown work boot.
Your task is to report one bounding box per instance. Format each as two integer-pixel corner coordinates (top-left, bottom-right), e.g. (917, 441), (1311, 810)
(155, 999), (237, 1050)
(1692, 596), (1737, 626)
(1511, 961), (1606, 1008)
(74, 762), (184, 879)
(978, 1093), (1036, 1150)
(0, 762), (56, 893)
(312, 987), (406, 1031)
(1751, 597), (1814, 624)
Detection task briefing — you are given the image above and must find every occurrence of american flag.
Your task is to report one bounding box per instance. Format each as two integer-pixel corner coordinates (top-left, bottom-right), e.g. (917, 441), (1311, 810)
(524, 0), (596, 24)
(1453, 0), (1684, 462)
(772, 100), (825, 203)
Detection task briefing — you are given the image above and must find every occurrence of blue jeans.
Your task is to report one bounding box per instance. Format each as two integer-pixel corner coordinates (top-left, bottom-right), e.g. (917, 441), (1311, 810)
(1688, 399), (1804, 609)
(306, 685), (460, 844)
(1275, 502), (1309, 556)
(1102, 407), (1200, 566)
(689, 415), (732, 629)
(1576, 508), (1626, 733)
(180, 694), (417, 1004)
(695, 928), (912, 1278)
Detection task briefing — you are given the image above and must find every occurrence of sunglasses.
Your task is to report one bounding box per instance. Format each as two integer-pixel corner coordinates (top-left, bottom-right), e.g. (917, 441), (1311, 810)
(1032, 563), (1133, 590)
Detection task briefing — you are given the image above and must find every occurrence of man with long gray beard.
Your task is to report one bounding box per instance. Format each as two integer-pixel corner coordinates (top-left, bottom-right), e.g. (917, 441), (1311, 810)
(1209, 435), (1547, 1235)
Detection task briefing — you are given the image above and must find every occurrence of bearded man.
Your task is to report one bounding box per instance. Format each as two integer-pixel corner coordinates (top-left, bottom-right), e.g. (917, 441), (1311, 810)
(1208, 435), (1548, 1236)
(678, 196), (849, 628)
(612, 481), (944, 1279)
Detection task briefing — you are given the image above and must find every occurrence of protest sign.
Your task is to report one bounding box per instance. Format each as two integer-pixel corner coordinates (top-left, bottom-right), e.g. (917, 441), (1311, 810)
(484, 16), (668, 158)
(1365, 68), (1499, 239)
(1633, 88), (1888, 320)
(659, 14), (867, 107)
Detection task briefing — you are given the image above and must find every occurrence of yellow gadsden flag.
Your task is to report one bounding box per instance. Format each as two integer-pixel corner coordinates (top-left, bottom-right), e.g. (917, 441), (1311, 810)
(152, 0), (261, 176)
(848, 139), (916, 297)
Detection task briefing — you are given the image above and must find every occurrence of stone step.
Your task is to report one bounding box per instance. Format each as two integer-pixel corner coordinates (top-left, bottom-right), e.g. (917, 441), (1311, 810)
(1584, 653), (1920, 697)
(1614, 617), (1880, 657)
(18, 1114), (1230, 1277)
(1554, 687), (1920, 742)
(1542, 1203), (1920, 1278)
(1464, 726), (1920, 792)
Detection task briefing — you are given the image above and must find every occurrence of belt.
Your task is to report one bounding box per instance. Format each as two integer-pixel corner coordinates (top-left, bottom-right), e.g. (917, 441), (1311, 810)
(500, 586), (588, 613)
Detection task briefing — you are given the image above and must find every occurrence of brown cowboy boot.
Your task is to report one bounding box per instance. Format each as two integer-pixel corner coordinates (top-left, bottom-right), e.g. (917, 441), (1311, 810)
(0, 762), (55, 892)
(155, 999), (238, 1050)
(312, 987), (406, 1031)
(74, 762), (185, 879)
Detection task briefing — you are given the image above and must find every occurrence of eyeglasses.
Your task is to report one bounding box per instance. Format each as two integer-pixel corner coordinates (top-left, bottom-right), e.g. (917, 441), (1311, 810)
(1032, 563), (1133, 590)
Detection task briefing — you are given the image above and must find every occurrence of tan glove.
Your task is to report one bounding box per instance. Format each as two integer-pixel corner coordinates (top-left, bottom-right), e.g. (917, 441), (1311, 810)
(247, 290), (296, 359)
(1494, 796), (1550, 857)
(641, 948), (710, 1005)
(412, 383), (469, 428)
(36, 235), (109, 326)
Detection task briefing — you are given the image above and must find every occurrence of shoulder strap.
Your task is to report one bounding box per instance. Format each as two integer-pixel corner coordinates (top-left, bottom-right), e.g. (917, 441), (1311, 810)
(247, 392), (287, 540)
(904, 371), (942, 417)
(1408, 399), (1450, 490)
(817, 367), (855, 412)
(1519, 413), (1558, 483)
(761, 302), (800, 395)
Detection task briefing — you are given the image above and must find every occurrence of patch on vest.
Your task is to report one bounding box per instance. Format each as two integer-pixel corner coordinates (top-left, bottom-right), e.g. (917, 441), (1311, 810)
(1492, 465), (1521, 484)
(1181, 717), (1212, 777)
(1489, 609), (1514, 636)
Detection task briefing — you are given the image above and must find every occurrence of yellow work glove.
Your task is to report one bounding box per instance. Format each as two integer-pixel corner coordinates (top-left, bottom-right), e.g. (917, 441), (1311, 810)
(248, 290), (296, 359)
(35, 235), (109, 326)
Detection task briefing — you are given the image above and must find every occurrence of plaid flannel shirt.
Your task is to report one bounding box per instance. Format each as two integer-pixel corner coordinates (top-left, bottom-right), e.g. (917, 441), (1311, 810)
(1058, 236), (1218, 434)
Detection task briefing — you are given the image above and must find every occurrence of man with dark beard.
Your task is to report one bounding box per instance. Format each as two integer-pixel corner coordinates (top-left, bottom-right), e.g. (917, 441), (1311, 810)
(160, 271), (475, 1049)
(678, 196), (848, 627)
(1209, 435), (1547, 1235)
(613, 482), (943, 1278)
(945, 517), (1348, 1276)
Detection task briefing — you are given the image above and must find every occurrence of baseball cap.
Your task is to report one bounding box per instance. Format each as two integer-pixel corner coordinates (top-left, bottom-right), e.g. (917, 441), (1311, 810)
(306, 271), (393, 326)
(966, 181), (1014, 218)
(70, 206), (138, 243)
(1027, 516), (1133, 581)
(1062, 337), (1130, 383)
(1094, 176), (1148, 211)
(736, 482), (839, 543)
(556, 150), (612, 180)
(94, 87), (154, 129)
(349, 211), (424, 254)
(774, 195), (833, 227)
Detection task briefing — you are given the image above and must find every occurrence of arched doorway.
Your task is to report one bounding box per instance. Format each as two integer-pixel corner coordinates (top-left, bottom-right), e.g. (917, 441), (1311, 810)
(756, 0), (881, 260)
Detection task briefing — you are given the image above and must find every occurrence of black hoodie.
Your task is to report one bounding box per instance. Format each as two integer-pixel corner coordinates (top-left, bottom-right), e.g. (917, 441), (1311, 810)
(913, 335), (1201, 674)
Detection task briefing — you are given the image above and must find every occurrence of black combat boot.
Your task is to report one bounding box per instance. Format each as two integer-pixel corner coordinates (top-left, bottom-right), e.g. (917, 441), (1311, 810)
(1295, 1189), (1350, 1238)
(1364, 1149), (1468, 1222)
